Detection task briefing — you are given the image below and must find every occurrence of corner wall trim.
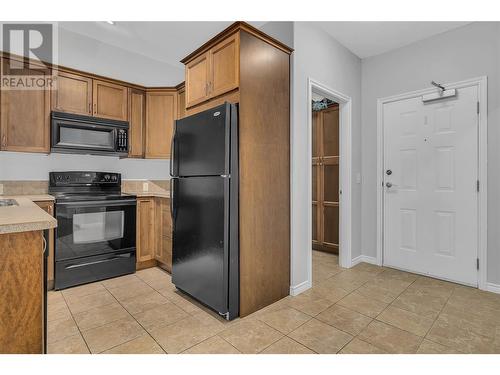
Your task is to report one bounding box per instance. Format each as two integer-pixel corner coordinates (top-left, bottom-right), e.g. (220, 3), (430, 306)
(486, 283), (500, 295)
(289, 280), (311, 296)
(351, 255), (379, 267)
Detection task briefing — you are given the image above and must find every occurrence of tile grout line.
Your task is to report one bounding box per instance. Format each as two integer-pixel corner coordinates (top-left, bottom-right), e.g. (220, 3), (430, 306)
(58, 290), (93, 354)
(99, 275), (170, 354)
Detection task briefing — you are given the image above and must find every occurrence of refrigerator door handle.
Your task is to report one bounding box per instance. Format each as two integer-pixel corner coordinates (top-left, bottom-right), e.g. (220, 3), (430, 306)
(169, 178), (174, 219)
(170, 124), (176, 177)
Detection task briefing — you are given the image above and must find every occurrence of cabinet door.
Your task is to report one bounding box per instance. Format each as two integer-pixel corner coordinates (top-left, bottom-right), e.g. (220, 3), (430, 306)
(128, 88), (145, 158)
(51, 71), (92, 115)
(0, 58), (51, 153)
(177, 87), (186, 119)
(92, 79), (128, 121)
(35, 201), (55, 289)
(185, 52), (210, 108)
(154, 198), (172, 271)
(145, 91), (176, 159)
(209, 33), (239, 98)
(137, 198), (155, 263)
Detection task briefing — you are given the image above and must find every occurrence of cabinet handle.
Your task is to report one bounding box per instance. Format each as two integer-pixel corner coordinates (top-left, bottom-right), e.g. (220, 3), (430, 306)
(93, 103), (97, 114)
(89, 103), (91, 114)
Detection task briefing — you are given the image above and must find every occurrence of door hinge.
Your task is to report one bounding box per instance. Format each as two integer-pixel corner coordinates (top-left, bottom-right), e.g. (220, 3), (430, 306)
(477, 180), (480, 192)
(477, 258), (480, 270)
(477, 101), (480, 114)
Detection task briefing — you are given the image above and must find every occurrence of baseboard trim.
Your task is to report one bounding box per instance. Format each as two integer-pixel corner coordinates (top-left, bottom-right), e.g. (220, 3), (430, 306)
(486, 282), (500, 294)
(351, 255), (379, 267)
(289, 279), (311, 296)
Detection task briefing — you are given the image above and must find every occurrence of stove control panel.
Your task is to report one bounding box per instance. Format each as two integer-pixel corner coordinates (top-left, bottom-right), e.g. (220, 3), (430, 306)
(50, 172), (121, 186)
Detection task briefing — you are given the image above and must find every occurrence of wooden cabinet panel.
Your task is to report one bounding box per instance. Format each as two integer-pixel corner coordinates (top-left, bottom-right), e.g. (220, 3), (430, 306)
(177, 86), (186, 119)
(312, 105), (339, 254)
(92, 79), (128, 121)
(51, 71), (92, 115)
(145, 91), (176, 159)
(0, 231), (44, 353)
(154, 198), (172, 271)
(35, 201), (55, 289)
(210, 33), (239, 98)
(185, 52), (210, 108)
(128, 88), (146, 158)
(0, 58), (50, 153)
(137, 198), (155, 263)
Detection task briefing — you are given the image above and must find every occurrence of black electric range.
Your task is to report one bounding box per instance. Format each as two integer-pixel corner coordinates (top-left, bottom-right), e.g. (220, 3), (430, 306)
(49, 171), (137, 290)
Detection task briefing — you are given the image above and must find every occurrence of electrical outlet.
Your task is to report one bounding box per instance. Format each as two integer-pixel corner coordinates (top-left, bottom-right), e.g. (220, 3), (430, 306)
(142, 182), (149, 191)
(0, 184), (3, 195)
(356, 173), (361, 184)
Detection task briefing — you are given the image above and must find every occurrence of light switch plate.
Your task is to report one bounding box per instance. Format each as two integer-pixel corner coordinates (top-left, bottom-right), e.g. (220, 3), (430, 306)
(356, 173), (361, 184)
(0, 184), (3, 195)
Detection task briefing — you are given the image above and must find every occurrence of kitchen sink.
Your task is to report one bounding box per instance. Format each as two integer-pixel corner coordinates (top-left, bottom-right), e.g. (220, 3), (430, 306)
(0, 199), (18, 207)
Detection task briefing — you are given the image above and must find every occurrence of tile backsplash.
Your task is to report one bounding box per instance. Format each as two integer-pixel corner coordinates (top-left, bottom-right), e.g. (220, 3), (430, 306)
(0, 179), (169, 196)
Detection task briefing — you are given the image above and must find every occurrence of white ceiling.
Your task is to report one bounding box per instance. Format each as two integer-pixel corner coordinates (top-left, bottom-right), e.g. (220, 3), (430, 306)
(317, 21), (471, 58)
(58, 21), (265, 68)
(59, 21), (472, 65)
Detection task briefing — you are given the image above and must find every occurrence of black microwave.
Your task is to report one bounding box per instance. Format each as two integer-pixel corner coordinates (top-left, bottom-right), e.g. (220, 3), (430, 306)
(51, 111), (129, 157)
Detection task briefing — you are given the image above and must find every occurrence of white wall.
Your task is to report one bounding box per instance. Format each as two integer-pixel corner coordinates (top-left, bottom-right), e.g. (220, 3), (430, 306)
(0, 152), (170, 180)
(291, 22), (362, 290)
(58, 28), (184, 86)
(0, 25), (184, 181)
(361, 22), (500, 284)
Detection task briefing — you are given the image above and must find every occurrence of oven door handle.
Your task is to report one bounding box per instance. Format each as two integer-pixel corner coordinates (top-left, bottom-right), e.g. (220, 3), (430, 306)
(64, 253), (132, 269)
(56, 199), (137, 207)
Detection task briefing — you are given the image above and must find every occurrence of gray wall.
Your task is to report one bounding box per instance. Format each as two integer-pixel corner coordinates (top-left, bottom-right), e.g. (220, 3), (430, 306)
(291, 22), (362, 290)
(361, 22), (500, 284)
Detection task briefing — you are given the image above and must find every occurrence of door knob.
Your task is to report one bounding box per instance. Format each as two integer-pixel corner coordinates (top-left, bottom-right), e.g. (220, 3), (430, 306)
(386, 169), (392, 175)
(386, 182), (393, 188)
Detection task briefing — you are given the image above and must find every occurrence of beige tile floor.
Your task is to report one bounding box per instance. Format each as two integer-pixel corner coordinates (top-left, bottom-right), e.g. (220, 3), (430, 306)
(47, 251), (500, 354)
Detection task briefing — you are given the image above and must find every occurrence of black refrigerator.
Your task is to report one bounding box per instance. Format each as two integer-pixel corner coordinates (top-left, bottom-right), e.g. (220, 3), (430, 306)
(170, 102), (239, 320)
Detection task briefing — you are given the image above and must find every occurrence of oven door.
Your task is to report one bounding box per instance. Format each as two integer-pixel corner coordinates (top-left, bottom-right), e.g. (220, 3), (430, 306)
(51, 119), (117, 154)
(54, 199), (136, 261)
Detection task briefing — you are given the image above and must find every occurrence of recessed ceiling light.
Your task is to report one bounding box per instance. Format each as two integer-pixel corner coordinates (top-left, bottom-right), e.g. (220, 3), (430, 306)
(105, 21), (115, 25)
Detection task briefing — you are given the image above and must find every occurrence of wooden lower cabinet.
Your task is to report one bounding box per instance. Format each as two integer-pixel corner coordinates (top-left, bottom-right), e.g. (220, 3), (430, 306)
(136, 198), (155, 266)
(136, 197), (172, 272)
(34, 201), (55, 289)
(0, 230), (44, 353)
(154, 197), (172, 271)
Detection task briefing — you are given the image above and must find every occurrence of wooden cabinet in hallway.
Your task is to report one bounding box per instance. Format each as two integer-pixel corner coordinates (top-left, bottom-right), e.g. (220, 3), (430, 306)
(312, 104), (340, 254)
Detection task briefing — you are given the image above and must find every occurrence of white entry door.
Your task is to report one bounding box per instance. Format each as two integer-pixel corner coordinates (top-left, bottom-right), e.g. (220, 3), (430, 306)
(383, 85), (478, 286)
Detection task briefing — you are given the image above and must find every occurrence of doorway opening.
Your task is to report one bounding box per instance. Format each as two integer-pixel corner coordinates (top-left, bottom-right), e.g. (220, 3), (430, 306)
(312, 95), (341, 279)
(305, 78), (353, 290)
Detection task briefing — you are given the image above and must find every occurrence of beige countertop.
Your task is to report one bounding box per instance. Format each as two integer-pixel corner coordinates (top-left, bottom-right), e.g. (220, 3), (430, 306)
(0, 196), (57, 235)
(122, 188), (170, 199)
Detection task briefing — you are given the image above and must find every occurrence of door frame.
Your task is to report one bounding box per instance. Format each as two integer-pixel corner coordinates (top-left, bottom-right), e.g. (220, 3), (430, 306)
(376, 76), (488, 290)
(306, 78), (353, 285)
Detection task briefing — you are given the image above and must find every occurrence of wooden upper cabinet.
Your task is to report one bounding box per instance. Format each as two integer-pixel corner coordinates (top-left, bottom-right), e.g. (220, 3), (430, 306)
(52, 71), (92, 115)
(92, 79), (128, 121)
(210, 33), (239, 98)
(128, 88), (146, 158)
(185, 52), (210, 108)
(184, 33), (240, 109)
(0, 58), (51, 153)
(177, 85), (186, 119)
(145, 90), (176, 159)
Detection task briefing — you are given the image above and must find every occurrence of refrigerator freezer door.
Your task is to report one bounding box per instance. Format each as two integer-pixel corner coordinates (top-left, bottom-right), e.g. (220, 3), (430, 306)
(172, 103), (230, 177)
(172, 176), (229, 314)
